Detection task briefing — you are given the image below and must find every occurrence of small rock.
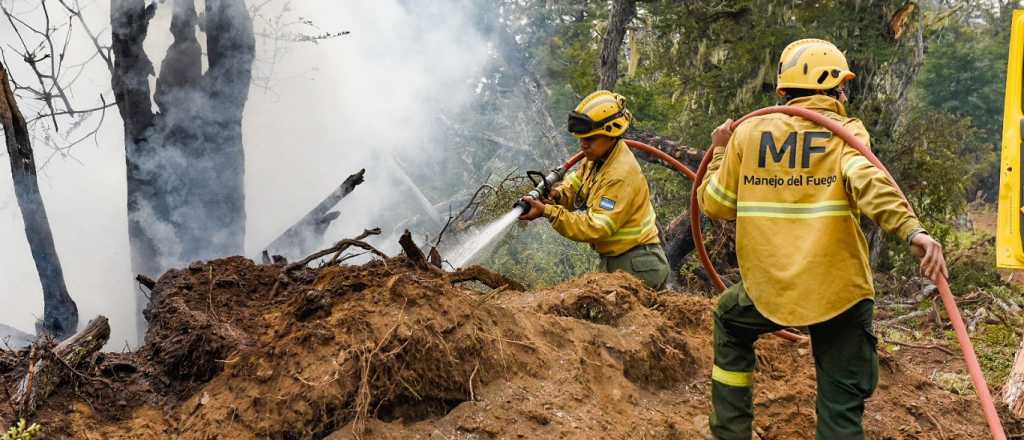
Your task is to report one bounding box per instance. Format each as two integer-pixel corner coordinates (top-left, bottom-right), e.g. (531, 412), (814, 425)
(188, 261), (205, 272)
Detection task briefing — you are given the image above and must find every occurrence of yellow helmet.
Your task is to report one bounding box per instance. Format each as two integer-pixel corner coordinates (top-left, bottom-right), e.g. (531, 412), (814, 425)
(567, 90), (632, 138)
(776, 39), (855, 96)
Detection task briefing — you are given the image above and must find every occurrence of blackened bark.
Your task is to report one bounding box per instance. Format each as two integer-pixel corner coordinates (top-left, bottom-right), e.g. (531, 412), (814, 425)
(598, 0), (637, 91)
(111, 0), (254, 338)
(661, 213), (695, 278)
(111, 0), (159, 281)
(0, 65), (78, 339)
(399, 230), (431, 271)
(265, 169), (366, 258)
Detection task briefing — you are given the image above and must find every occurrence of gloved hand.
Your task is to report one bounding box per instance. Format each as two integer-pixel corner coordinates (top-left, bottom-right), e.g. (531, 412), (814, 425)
(518, 196), (545, 221)
(711, 118), (734, 147)
(910, 233), (948, 281)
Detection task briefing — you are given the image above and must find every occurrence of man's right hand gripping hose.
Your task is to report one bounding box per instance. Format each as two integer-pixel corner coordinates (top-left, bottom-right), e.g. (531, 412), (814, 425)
(692, 105), (1007, 440)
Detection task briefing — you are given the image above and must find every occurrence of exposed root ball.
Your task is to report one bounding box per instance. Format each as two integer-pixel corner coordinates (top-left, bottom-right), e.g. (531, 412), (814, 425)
(0, 257), (995, 440)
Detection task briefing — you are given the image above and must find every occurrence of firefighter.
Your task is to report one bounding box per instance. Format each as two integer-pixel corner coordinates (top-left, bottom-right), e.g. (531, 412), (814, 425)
(518, 90), (670, 290)
(697, 39), (948, 439)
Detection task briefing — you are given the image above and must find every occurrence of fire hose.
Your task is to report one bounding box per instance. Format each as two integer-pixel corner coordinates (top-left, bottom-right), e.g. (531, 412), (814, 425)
(524, 105), (1006, 439)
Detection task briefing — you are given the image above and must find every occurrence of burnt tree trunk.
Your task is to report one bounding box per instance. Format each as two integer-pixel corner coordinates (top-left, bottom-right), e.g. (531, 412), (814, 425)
(111, 0), (254, 337)
(598, 0), (637, 91)
(265, 169), (366, 258)
(661, 214), (695, 279)
(0, 65), (78, 339)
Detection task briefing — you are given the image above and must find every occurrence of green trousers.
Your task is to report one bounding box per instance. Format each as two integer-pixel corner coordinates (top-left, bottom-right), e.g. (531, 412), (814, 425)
(599, 243), (670, 290)
(710, 283), (878, 440)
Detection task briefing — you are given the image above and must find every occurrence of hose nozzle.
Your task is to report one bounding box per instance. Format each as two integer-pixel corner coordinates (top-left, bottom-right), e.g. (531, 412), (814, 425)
(514, 167), (567, 211)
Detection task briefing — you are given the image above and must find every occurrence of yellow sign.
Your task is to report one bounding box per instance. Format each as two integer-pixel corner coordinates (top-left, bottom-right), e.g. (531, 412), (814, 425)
(997, 10), (1024, 268)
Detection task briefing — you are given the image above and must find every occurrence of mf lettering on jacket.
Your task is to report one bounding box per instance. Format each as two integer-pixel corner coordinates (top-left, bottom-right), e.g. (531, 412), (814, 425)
(758, 131), (832, 168)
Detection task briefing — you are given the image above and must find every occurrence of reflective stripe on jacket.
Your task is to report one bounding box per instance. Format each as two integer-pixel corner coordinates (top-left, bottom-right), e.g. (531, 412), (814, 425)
(697, 95), (923, 326)
(544, 140), (660, 256)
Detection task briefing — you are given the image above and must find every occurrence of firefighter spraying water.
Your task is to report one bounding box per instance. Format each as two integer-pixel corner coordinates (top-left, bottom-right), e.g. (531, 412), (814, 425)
(451, 38), (1007, 439)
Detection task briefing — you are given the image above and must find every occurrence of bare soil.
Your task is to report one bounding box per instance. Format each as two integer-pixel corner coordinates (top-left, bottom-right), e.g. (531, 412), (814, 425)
(0, 256), (1014, 439)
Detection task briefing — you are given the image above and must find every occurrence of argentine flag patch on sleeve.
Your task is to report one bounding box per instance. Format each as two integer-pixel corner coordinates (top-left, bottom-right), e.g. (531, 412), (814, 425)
(599, 197), (616, 210)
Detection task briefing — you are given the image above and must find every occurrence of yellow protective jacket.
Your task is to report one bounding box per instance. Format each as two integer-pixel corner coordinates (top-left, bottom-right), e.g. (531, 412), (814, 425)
(544, 140), (660, 256)
(697, 95), (924, 326)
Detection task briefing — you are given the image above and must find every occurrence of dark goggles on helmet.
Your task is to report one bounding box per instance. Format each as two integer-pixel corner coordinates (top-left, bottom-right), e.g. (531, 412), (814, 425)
(567, 110), (624, 135)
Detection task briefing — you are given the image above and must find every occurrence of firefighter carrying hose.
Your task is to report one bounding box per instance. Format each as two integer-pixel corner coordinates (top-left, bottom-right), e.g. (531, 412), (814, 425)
(518, 90), (671, 290)
(697, 38), (949, 439)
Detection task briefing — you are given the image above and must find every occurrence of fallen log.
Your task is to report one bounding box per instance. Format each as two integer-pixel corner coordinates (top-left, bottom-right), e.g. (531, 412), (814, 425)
(265, 169), (366, 258)
(12, 316), (109, 417)
(1004, 335), (1024, 418)
(625, 128), (705, 171)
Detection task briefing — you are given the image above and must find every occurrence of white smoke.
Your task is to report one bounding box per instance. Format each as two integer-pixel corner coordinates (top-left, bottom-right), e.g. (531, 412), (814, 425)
(0, 0), (492, 347)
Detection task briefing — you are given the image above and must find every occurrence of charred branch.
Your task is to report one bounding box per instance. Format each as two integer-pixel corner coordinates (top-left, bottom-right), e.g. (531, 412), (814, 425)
(448, 266), (525, 291)
(135, 274), (157, 290)
(284, 228), (385, 273)
(399, 230), (432, 271)
(265, 169), (366, 258)
(0, 64), (78, 339)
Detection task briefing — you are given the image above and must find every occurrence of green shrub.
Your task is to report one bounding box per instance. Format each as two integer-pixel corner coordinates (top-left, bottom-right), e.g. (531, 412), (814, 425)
(2, 420), (41, 440)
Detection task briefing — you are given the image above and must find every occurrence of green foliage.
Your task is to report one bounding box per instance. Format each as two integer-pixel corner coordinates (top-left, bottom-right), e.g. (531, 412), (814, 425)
(876, 104), (995, 229)
(641, 161), (692, 224)
(915, 16), (1007, 143)
(2, 420), (41, 440)
(946, 323), (1019, 386)
(911, 9), (1010, 200)
(930, 371), (973, 395)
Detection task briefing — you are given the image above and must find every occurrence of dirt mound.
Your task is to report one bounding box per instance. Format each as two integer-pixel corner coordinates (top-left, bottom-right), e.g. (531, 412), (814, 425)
(0, 256), (1010, 439)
